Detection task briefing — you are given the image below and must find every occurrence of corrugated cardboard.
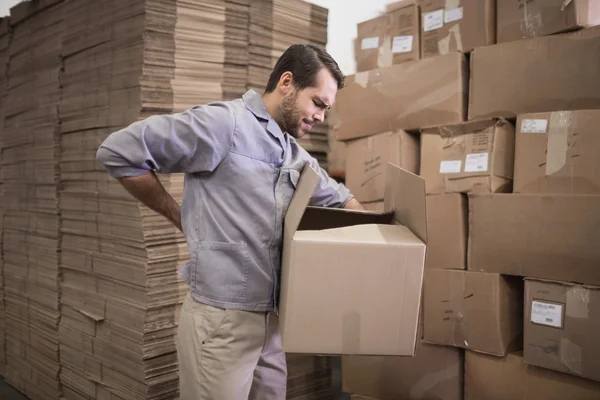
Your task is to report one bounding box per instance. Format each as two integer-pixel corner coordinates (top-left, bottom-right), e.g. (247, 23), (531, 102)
(465, 351), (600, 399)
(342, 339), (463, 400)
(425, 194), (467, 270)
(335, 52), (467, 141)
(514, 110), (600, 194)
(420, 119), (515, 194)
(524, 279), (600, 382)
(469, 26), (600, 120)
(423, 269), (523, 356)
(497, 0), (600, 44)
(346, 131), (419, 202)
(356, 1), (420, 72)
(279, 163), (427, 355)
(468, 194), (600, 285)
(420, 0), (495, 58)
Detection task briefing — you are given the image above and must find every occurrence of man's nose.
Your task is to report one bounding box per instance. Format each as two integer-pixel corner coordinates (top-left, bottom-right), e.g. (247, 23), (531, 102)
(313, 109), (325, 123)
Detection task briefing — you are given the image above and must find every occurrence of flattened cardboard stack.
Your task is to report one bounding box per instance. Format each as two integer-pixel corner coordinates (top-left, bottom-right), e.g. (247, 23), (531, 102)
(0, 16), (10, 378)
(249, 0), (330, 166)
(1, 1), (64, 398)
(286, 354), (332, 400)
(58, 0), (193, 398)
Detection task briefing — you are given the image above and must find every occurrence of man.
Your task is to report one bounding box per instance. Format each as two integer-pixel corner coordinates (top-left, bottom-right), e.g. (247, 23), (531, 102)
(96, 44), (362, 399)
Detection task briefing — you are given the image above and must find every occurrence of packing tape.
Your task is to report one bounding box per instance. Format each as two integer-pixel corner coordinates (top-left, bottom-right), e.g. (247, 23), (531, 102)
(521, 2), (544, 38)
(562, 0), (574, 11)
(354, 71), (370, 88)
(566, 286), (590, 319)
(560, 338), (583, 376)
(409, 365), (460, 398)
(446, 0), (460, 8)
(377, 35), (393, 68)
(342, 311), (362, 354)
(546, 111), (572, 176)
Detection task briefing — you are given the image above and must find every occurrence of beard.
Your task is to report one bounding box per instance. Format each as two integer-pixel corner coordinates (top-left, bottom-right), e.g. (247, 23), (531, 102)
(278, 91), (303, 138)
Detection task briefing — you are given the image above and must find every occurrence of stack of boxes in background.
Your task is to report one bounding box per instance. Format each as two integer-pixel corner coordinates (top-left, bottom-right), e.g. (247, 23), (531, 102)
(0, 16), (9, 379)
(1, 1), (64, 398)
(336, 0), (600, 398)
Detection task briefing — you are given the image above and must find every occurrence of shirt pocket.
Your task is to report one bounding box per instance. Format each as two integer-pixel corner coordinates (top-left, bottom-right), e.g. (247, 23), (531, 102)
(191, 241), (250, 302)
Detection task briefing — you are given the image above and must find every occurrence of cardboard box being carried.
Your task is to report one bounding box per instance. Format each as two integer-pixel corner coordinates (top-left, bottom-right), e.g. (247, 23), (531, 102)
(336, 52), (467, 141)
(469, 26), (600, 120)
(425, 194), (467, 270)
(355, 0), (420, 72)
(423, 269), (523, 356)
(346, 130), (419, 203)
(514, 110), (600, 194)
(420, 118), (515, 194)
(420, 0), (495, 58)
(362, 201), (385, 213)
(524, 279), (600, 383)
(497, 0), (600, 44)
(279, 163), (427, 356)
(465, 351), (600, 399)
(468, 193), (600, 285)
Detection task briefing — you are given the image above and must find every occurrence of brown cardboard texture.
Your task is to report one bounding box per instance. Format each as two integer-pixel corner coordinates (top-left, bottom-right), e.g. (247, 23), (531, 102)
(362, 201), (385, 213)
(279, 163), (427, 355)
(468, 194), (600, 285)
(514, 110), (600, 194)
(423, 269), (523, 356)
(356, 2), (420, 72)
(425, 194), (467, 270)
(342, 338), (464, 400)
(524, 279), (600, 383)
(420, 0), (495, 58)
(469, 26), (600, 120)
(346, 130), (419, 203)
(465, 351), (600, 400)
(497, 0), (600, 44)
(420, 118), (514, 194)
(335, 52), (467, 141)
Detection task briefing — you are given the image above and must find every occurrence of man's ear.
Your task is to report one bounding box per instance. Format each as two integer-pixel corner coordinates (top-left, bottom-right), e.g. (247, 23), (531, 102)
(279, 71), (294, 93)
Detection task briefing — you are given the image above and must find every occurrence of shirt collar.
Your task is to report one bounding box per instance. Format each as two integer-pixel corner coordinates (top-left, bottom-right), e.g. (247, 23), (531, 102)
(242, 89), (286, 143)
(242, 89), (271, 121)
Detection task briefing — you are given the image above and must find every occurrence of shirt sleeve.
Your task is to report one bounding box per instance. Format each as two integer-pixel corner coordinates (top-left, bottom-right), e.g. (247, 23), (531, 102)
(96, 102), (235, 178)
(303, 152), (353, 208)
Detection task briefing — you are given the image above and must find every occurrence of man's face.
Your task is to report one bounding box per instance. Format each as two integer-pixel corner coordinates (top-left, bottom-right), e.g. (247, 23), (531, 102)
(277, 68), (338, 138)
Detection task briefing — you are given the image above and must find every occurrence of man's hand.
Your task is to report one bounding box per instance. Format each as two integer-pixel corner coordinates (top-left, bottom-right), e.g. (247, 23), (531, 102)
(119, 171), (183, 232)
(344, 198), (364, 211)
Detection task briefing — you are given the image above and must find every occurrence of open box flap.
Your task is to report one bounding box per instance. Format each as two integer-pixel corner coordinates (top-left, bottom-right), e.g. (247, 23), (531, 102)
(284, 163), (320, 242)
(384, 162), (427, 242)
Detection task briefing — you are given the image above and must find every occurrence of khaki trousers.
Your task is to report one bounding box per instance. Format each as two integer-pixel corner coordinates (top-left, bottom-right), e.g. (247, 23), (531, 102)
(176, 293), (287, 400)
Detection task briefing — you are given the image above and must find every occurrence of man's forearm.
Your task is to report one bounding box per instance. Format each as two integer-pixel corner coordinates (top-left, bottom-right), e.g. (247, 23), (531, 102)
(119, 171), (183, 232)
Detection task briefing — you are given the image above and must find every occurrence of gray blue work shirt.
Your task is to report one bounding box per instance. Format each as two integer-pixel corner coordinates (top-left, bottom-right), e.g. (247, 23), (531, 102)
(96, 89), (353, 312)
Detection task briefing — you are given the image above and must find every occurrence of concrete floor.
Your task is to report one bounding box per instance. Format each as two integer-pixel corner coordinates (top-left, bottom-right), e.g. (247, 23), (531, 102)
(0, 377), (27, 399)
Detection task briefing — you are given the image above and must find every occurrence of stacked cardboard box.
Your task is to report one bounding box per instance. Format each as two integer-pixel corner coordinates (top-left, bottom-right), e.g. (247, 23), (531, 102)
(286, 354), (332, 400)
(0, 16), (10, 378)
(58, 0), (193, 399)
(0, 1), (64, 398)
(463, 1), (600, 395)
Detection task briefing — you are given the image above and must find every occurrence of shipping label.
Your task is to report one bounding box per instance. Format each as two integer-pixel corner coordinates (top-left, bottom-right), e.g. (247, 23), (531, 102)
(531, 300), (564, 328)
(423, 9), (444, 32)
(521, 119), (548, 133)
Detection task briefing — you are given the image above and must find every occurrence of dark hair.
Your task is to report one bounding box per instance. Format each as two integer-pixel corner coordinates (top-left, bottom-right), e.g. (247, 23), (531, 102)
(264, 44), (345, 93)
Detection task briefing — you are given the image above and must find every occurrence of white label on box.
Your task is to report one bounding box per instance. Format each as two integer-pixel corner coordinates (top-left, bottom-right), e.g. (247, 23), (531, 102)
(361, 37), (380, 50)
(531, 300), (564, 328)
(423, 9), (444, 32)
(439, 160), (462, 174)
(444, 7), (463, 23)
(464, 153), (489, 173)
(392, 35), (413, 53)
(521, 119), (549, 133)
